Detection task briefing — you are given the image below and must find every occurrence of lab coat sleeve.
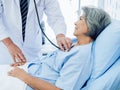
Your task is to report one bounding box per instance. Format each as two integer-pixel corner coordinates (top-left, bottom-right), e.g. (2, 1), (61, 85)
(44, 0), (67, 35)
(0, 0), (9, 41)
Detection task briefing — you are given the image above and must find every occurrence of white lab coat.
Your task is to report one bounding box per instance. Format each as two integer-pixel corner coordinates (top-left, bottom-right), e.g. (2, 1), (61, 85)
(0, 0), (66, 64)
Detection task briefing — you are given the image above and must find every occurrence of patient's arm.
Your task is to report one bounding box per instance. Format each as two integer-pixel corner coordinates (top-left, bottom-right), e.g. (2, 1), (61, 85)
(8, 67), (61, 90)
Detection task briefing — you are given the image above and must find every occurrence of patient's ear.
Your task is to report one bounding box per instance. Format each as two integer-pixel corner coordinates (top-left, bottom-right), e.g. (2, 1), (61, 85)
(91, 19), (120, 79)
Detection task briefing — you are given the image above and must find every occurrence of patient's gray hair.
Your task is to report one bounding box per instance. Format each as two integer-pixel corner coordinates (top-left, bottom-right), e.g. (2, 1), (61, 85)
(82, 6), (111, 40)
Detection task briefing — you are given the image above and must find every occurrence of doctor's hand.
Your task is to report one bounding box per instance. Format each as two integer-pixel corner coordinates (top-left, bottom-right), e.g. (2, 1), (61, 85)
(56, 34), (72, 51)
(8, 43), (26, 63)
(2, 38), (26, 63)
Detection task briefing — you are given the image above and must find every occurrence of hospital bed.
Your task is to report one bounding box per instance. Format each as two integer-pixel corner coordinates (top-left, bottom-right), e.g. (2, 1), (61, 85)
(78, 0), (120, 89)
(81, 19), (120, 90)
(0, 0), (120, 89)
(0, 20), (119, 90)
(41, 19), (120, 90)
(39, 18), (120, 90)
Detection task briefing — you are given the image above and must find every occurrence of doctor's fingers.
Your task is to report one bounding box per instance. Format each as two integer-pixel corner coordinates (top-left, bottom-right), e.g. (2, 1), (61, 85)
(58, 41), (69, 51)
(11, 62), (25, 66)
(58, 38), (72, 51)
(17, 53), (26, 62)
(13, 53), (26, 63)
(58, 41), (65, 51)
(65, 38), (72, 50)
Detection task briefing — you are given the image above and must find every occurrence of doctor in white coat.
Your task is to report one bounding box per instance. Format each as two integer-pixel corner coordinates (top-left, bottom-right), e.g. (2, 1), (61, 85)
(0, 0), (71, 64)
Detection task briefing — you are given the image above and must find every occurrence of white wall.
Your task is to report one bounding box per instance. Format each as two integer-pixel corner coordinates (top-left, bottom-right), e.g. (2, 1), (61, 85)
(99, 0), (120, 20)
(43, 0), (78, 44)
(43, 0), (120, 45)
(80, 0), (98, 7)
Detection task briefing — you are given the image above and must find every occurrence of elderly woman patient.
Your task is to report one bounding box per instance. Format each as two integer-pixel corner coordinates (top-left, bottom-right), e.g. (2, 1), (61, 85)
(4, 6), (111, 90)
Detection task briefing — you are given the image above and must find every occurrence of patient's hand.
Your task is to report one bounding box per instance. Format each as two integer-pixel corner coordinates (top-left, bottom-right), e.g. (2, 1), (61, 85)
(8, 67), (28, 81)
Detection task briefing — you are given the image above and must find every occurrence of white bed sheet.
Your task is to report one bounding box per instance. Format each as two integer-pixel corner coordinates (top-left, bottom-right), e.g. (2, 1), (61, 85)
(0, 64), (28, 90)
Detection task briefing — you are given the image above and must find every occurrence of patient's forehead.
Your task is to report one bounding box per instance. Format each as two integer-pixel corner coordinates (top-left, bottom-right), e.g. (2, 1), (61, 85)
(80, 10), (84, 17)
(79, 10), (86, 20)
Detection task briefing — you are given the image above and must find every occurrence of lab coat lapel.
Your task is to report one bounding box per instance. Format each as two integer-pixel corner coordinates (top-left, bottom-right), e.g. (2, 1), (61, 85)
(14, 0), (20, 7)
(15, 0), (40, 16)
(27, 0), (39, 17)
(13, 0), (22, 29)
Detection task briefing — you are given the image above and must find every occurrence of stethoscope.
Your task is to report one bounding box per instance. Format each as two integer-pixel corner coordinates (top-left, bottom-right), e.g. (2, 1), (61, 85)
(0, 1), (3, 14)
(0, 0), (61, 49)
(33, 0), (60, 49)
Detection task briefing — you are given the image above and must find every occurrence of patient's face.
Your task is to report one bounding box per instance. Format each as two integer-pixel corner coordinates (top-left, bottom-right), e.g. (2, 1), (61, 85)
(74, 16), (88, 36)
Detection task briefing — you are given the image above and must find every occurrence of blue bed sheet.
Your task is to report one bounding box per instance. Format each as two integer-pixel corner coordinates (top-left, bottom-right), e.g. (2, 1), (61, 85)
(82, 57), (120, 90)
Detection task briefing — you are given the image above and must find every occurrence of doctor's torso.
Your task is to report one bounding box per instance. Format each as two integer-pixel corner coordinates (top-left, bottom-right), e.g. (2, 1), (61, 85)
(0, 0), (66, 63)
(0, 0), (46, 61)
(2, 0), (45, 46)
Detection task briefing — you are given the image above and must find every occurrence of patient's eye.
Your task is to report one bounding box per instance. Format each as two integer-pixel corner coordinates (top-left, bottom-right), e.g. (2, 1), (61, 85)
(79, 16), (82, 20)
(80, 16), (85, 21)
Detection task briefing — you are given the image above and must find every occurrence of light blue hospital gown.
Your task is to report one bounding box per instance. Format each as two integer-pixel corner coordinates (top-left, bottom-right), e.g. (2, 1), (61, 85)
(26, 42), (93, 90)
